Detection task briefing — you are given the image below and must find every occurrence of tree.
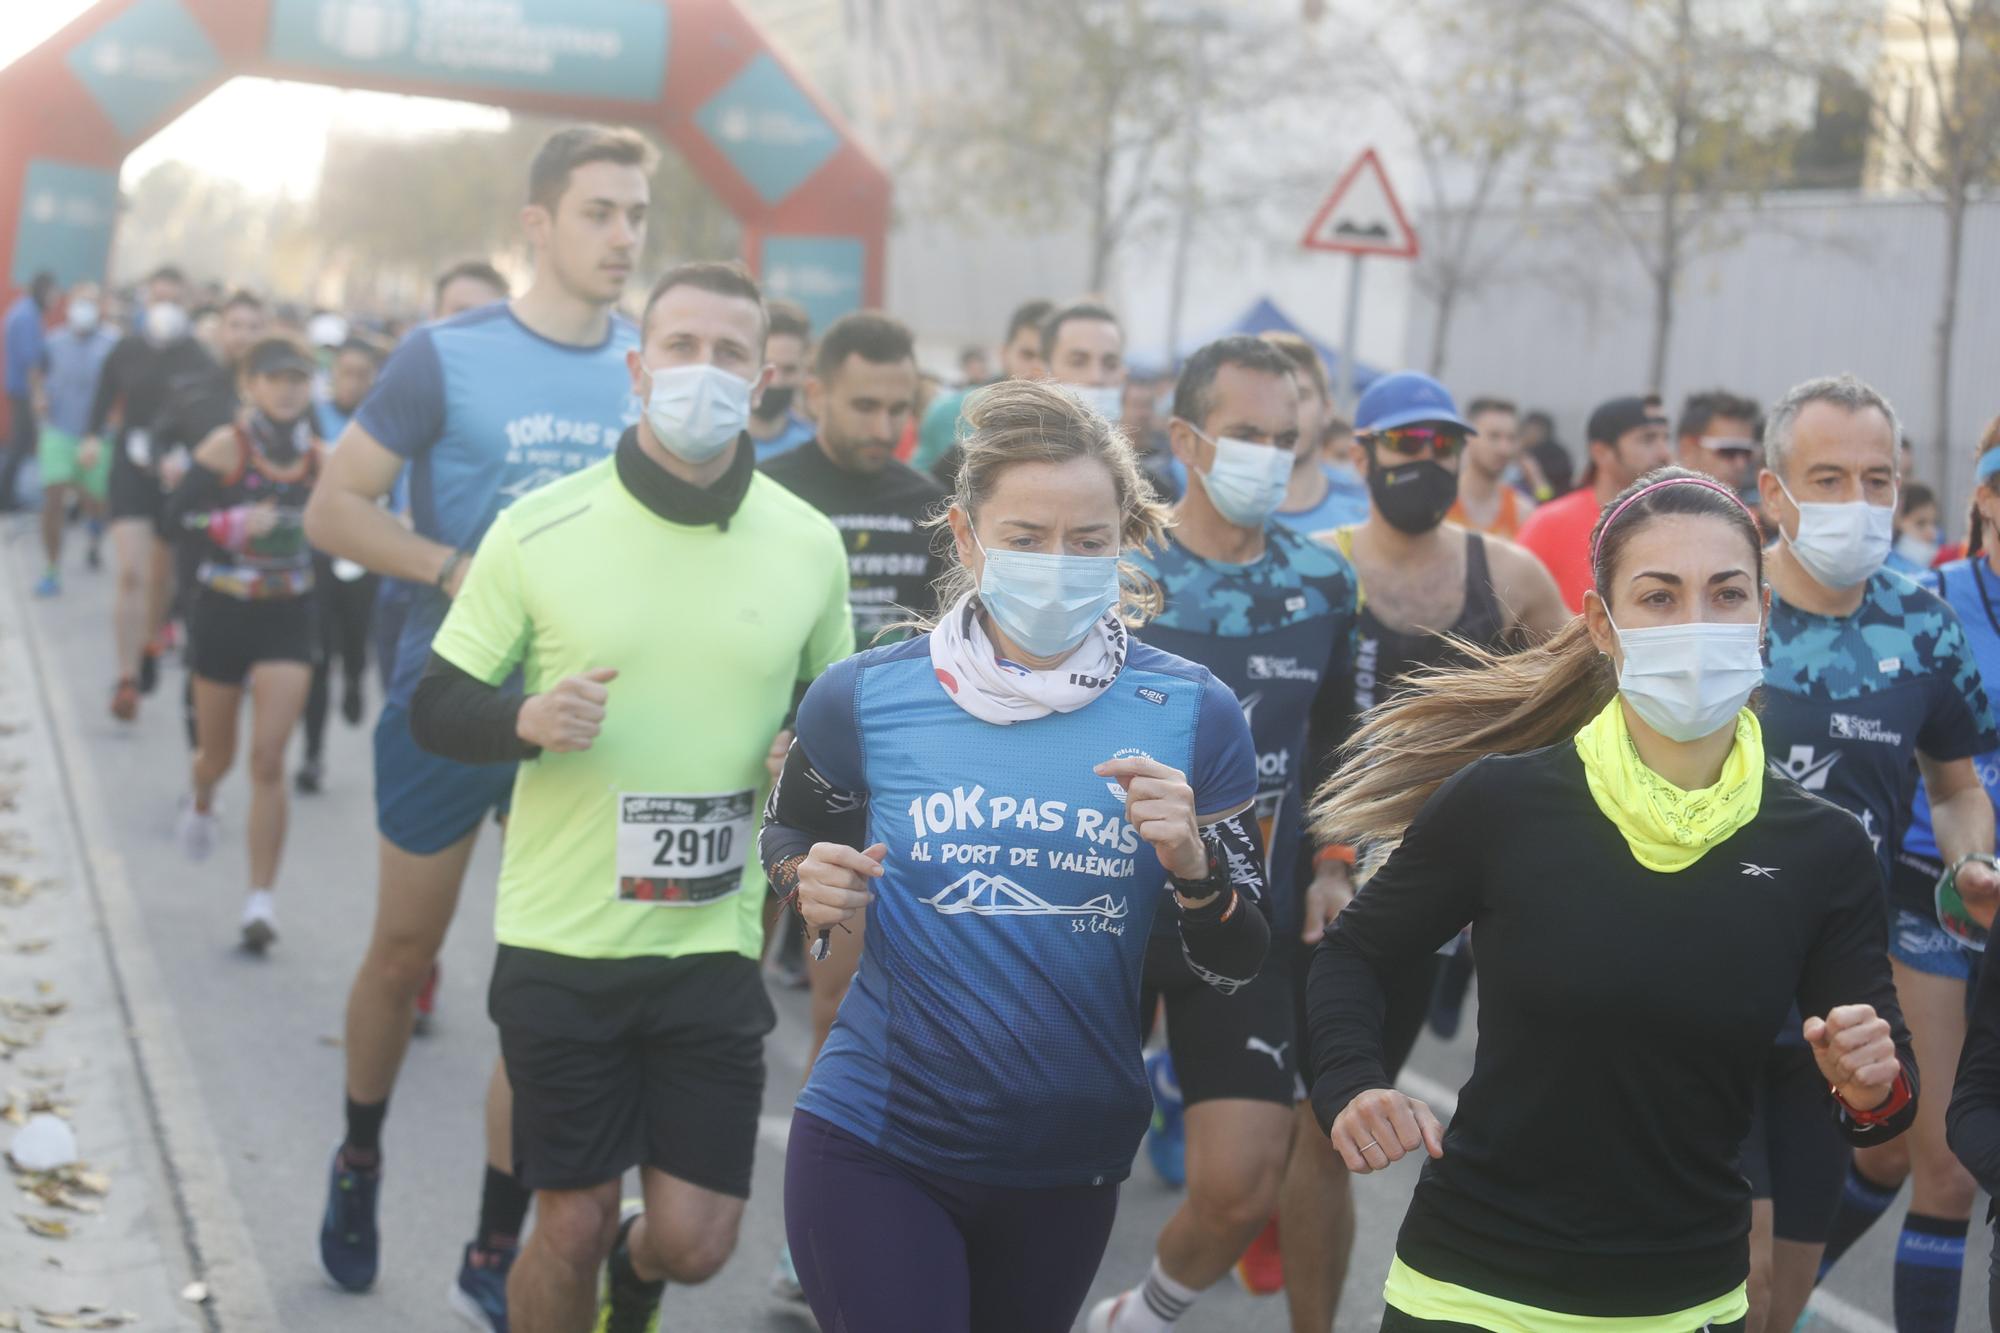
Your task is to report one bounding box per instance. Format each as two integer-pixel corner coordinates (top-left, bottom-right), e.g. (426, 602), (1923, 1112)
(1544, 0), (1859, 391)
(1348, 0), (1569, 377)
(1867, 0), (2000, 484)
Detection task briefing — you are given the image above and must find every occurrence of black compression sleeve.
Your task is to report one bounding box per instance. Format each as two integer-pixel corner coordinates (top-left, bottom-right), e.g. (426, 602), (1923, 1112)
(409, 652), (538, 765)
(1949, 951), (2000, 1193)
(758, 736), (868, 891)
(1174, 814), (1270, 992)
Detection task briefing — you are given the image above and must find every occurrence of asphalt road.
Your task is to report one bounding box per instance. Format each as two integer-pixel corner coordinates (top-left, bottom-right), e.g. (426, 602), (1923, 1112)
(10, 519), (1979, 1332)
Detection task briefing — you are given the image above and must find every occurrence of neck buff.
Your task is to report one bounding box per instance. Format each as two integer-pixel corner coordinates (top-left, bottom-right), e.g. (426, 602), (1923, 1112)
(1573, 696), (1764, 872)
(928, 593), (1126, 725)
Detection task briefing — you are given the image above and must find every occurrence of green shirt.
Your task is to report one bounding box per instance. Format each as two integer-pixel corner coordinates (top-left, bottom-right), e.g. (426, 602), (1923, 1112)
(432, 458), (854, 961)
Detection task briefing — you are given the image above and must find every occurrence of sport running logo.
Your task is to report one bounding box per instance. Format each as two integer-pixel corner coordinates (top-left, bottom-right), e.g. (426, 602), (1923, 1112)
(1246, 1037), (1290, 1070)
(922, 871), (1128, 920)
(1771, 745), (1839, 792)
(1740, 863), (1778, 879)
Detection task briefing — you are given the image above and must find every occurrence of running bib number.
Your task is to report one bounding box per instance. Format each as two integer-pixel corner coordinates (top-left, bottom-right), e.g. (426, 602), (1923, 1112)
(615, 790), (754, 906)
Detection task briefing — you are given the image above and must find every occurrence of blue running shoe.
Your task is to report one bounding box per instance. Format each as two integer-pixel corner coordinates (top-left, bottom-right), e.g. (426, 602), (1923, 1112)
(32, 572), (59, 599)
(450, 1239), (513, 1331)
(1144, 1048), (1186, 1189)
(319, 1145), (381, 1292)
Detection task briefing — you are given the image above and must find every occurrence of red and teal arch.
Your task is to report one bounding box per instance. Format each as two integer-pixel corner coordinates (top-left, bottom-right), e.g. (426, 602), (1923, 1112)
(0, 0), (889, 332)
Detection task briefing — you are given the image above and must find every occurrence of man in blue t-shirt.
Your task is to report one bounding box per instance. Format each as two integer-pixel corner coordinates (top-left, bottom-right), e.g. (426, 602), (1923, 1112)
(302, 125), (653, 1325)
(1094, 335), (1361, 1333)
(1744, 374), (1999, 1333)
(3, 272), (54, 513)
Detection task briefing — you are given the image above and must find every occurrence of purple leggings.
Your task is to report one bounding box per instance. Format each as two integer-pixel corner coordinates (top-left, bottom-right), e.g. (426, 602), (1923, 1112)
(785, 1110), (1121, 1333)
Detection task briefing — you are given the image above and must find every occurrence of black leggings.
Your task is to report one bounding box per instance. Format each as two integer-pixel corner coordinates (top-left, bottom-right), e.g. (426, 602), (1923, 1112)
(785, 1110), (1118, 1333)
(302, 561), (378, 761)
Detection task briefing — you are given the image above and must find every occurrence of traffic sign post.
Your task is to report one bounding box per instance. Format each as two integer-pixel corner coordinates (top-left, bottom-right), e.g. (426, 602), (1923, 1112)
(1301, 147), (1419, 410)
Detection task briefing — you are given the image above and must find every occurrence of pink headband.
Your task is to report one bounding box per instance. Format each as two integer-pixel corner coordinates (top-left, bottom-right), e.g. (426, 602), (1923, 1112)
(1591, 476), (1756, 569)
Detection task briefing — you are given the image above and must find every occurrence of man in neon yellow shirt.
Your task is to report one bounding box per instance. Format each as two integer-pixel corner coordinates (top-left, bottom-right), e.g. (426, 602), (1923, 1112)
(410, 260), (852, 1333)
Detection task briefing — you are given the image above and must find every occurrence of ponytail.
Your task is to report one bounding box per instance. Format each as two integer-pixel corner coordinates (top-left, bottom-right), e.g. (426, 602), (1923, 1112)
(1312, 622), (1614, 848)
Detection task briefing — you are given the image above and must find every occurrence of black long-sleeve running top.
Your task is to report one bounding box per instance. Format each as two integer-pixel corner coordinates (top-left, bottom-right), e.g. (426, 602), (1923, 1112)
(1948, 925), (2000, 1196)
(1308, 741), (1917, 1319)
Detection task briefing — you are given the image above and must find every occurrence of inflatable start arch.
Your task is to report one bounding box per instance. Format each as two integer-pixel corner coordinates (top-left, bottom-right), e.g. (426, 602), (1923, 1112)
(0, 0), (890, 332)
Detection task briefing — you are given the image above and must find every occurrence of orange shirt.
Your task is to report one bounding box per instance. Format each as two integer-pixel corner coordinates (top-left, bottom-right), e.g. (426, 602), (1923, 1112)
(1515, 487), (1602, 612)
(1447, 485), (1524, 539)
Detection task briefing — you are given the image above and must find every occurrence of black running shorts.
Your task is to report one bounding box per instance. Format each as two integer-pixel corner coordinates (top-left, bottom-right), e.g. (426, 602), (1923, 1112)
(491, 946), (775, 1197)
(188, 589), (314, 685)
(1141, 929), (1298, 1107)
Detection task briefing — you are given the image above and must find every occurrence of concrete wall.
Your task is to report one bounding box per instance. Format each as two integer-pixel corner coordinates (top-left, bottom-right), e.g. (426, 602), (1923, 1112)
(1403, 190), (2000, 520)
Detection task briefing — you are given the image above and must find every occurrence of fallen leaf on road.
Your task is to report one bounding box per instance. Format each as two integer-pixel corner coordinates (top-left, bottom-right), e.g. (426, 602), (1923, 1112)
(0, 1311), (19, 1330)
(12, 941), (50, 956)
(1, 1000), (66, 1021)
(318, 1034), (342, 1047)
(178, 1282), (208, 1305)
(16, 1212), (71, 1239)
(31, 1307), (137, 1329)
(32, 982), (53, 996)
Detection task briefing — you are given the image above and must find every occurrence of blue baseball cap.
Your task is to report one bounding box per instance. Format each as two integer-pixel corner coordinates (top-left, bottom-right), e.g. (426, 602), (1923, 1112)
(1354, 371), (1476, 435)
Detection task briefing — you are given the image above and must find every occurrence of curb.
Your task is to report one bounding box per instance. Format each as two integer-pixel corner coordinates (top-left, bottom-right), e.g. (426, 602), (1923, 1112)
(5, 530), (281, 1332)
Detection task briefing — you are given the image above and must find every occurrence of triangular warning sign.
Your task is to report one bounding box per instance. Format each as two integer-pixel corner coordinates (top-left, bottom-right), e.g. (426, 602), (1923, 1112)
(1301, 148), (1419, 259)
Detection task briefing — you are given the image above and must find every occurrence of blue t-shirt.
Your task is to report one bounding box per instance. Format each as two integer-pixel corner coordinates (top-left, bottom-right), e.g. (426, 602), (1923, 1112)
(751, 411), (816, 463)
(1127, 525), (1358, 926)
(316, 397), (354, 443)
(1274, 464), (1373, 534)
(1901, 558), (2000, 879)
(354, 303), (638, 706)
(1762, 569), (1997, 894)
(791, 634), (1257, 1187)
(5, 297), (46, 397)
(40, 327), (116, 436)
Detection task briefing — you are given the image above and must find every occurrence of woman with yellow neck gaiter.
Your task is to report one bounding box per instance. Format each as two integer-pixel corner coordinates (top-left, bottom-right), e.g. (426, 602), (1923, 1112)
(1304, 468), (1918, 1333)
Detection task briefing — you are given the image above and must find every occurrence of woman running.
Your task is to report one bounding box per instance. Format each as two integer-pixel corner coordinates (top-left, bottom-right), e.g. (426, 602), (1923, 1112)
(166, 337), (322, 952)
(1306, 467), (1918, 1332)
(759, 379), (1270, 1333)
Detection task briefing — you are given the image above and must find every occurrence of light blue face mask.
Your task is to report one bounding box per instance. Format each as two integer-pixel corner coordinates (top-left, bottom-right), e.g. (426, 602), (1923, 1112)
(974, 534), (1120, 659)
(1185, 422), (1291, 527)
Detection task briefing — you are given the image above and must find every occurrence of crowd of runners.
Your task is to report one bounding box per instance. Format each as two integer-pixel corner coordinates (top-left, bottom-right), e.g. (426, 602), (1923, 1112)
(4, 121), (2000, 1333)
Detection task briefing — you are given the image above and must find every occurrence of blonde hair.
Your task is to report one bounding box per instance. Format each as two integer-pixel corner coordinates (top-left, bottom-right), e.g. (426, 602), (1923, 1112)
(1312, 466), (1764, 848)
(912, 380), (1171, 632)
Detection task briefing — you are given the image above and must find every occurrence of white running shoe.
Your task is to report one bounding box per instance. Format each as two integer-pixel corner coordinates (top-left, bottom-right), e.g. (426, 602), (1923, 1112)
(240, 890), (277, 954)
(769, 1244), (808, 1304)
(1084, 1293), (1131, 1333)
(176, 797), (218, 863)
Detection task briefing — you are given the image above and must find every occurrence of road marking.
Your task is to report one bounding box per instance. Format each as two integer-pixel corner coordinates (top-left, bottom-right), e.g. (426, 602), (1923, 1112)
(1807, 1290), (1894, 1333)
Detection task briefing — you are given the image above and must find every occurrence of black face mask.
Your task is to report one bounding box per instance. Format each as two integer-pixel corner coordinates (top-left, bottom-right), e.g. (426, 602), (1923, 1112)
(1368, 458), (1458, 534)
(755, 385), (795, 420)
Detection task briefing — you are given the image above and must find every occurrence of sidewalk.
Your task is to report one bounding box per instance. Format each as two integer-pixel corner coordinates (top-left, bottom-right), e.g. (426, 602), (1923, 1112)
(0, 523), (273, 1332)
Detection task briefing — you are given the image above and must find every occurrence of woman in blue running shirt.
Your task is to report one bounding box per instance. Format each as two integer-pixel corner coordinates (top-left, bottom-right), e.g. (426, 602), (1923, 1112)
(760, 379), (1270, 1333)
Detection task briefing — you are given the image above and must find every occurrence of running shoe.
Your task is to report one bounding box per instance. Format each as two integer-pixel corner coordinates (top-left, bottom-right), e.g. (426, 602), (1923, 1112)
(176, 797), (218, 863)
(413, 962), (441, 1036)
(296, 756), (324, 795)
(768, 1244), (808, 1304)
(1143, 1048), (1186, 1189)
(449, 1238), (513, 1332)
(33, 572), (59, 599)
(595, 1212), (664, 1333)
(318, 1145), (381, 1292)
(110, 678), (139, 723)
(1234, 1214), (1284, 1295)
(240, 891), (277, 955)
(1083, 1293), (1130, 1333)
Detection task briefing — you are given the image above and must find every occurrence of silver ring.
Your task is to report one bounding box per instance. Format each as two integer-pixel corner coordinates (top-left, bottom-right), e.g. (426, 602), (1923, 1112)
(1358, 1139), (1380, 1153)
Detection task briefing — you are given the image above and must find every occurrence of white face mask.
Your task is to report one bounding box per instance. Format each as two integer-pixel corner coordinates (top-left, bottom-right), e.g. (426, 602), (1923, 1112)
(641, 362), (751, 464)
(1188, 425), (1291, 528)
(1610, 616), (1765, 744)
(66, 301), (99, 333)
(1059, 383), (1124, 424)
(1775, 477), (1894, 589)
(144, 301), (188, 344)
(1893, 532), (1939, 570)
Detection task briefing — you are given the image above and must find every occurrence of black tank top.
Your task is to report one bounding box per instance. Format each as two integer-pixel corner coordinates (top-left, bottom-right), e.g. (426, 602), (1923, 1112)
(1352, 532), (1508, 713)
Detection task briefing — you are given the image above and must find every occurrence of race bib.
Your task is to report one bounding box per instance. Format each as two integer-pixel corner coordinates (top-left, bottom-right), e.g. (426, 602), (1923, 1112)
(331, 557), (367, 583)
(615, 790), (754, 906)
